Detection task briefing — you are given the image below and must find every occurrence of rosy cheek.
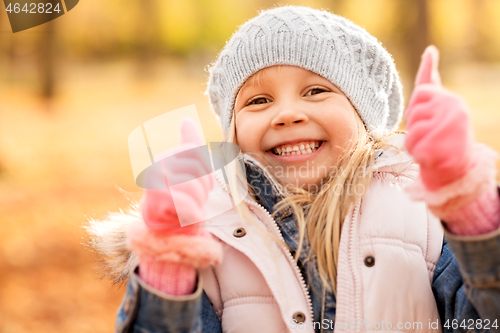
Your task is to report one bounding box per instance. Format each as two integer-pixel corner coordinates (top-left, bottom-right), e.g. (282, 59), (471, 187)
(236, 117), (262, 150)
(234, 130), (251, 153)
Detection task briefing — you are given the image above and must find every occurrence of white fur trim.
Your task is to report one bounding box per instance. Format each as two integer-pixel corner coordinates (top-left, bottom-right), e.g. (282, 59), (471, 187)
(84, 203), (141, 284)
(405, 143), (498, 207)
(127, 220), (223, 268)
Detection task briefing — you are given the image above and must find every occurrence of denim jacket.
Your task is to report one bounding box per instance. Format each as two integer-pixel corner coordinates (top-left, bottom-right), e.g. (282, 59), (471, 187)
(116, 158), (500, 333)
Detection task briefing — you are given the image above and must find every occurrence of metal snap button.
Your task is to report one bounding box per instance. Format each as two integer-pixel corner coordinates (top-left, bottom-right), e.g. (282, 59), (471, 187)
(123, 296), (131, 314)
(293, 311), (306, 323)
(364, 256), (375, 267)
(233, 227), (246, 238)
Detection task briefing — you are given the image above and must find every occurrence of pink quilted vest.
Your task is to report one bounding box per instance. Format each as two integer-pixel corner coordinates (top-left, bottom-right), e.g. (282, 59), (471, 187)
(200, 134), (443, 333)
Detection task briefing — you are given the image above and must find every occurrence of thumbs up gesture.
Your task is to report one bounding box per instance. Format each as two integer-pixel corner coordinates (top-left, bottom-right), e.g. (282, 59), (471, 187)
(405, 46), (475, 191)
(405, 46), (500, 236)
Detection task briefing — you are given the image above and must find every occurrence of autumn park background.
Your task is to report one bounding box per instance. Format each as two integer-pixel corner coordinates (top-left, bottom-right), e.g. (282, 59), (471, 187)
(1, 0), (500, 332)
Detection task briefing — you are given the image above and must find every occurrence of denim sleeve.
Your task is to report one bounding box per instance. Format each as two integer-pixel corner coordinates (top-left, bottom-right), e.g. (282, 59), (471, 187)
(115, 266), (222, 333)
(432, 187), (500, 333)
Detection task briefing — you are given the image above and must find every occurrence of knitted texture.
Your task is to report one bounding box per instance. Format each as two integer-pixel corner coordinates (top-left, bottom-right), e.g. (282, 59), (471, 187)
(440, 183), (500, 236)
(139, 261), (197, 296)
(206, 5), (404, 140)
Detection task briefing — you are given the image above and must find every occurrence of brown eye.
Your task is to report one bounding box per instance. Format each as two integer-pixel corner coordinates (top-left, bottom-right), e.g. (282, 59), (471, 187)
(246, 97), (270, 106)
(306, 87), (328, 96)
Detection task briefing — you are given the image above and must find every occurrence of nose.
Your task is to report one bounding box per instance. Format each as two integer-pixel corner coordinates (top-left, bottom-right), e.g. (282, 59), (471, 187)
(271, 103), (309, 128)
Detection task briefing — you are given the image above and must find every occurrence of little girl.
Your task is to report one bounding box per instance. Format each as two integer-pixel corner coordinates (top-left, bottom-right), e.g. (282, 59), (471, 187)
(87, 6), (500, 333)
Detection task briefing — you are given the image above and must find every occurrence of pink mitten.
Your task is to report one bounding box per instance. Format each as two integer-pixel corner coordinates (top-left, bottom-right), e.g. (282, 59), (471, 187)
(128, 118), (222, 295)
(405, 46), (473, 191)
(405, 46), (499, 235)
(140, 118), (214, 233)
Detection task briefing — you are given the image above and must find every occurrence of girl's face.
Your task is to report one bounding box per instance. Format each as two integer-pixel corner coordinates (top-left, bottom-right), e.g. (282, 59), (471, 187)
(234, 65), (360, 189)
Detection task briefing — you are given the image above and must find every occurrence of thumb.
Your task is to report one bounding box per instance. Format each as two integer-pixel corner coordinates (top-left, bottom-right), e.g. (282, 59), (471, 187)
(179, 117), (204, 146)
(415, 45), (442, 86)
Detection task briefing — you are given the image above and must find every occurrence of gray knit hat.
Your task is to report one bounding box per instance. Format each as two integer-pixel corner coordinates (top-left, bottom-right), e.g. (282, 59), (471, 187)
(206, 5), (403, 140)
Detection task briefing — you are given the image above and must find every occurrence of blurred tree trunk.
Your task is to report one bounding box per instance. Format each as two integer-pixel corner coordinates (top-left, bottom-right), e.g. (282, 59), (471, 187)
(7, 31), (17, 79)
(471, 0), (487, 61)
(393, 0), (431, 93)
(135, 0), (158, 78)
(406, 0), (430, 89)
(38, 19), (57, 104)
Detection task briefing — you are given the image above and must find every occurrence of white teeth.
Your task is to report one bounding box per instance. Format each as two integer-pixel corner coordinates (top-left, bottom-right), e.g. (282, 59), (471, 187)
(272, 141), (322, 156)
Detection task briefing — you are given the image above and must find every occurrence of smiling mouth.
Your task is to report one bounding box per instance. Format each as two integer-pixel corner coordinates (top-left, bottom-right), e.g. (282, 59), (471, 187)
(270, 141), (324, 156)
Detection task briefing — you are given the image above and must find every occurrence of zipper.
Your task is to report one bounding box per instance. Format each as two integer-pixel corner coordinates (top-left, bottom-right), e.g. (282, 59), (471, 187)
(213, 171), (315, 325)
(348, 198), (363, 333)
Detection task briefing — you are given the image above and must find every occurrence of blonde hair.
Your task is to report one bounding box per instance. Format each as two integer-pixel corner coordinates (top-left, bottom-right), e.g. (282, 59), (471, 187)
(272, 115), (402, 296)
(222, 73), (403, 296)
